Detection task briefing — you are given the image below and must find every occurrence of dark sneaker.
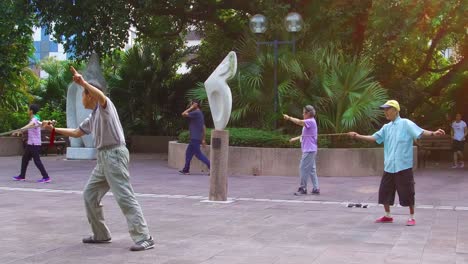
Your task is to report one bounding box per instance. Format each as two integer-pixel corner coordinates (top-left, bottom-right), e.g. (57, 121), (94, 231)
(13, 176), (25, 181)
(37, 178), (51, 183)
(130, 236), (155, 251)
(178, 170), (190, 175)
(311, 189), (320, 195)
(294, 187), (307, 196)
(82, 236), (112, 244)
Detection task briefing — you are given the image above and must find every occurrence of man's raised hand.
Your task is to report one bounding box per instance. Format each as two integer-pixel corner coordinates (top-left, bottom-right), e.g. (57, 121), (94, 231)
(70, 66), (85, 86)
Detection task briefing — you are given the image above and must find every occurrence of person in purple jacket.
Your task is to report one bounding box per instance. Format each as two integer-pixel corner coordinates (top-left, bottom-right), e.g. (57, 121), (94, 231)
(12, 104), (51, 183)
(284, 105), (320, 195)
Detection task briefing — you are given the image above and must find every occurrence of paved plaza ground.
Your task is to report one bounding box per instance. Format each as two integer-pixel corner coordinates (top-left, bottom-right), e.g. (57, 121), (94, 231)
(1, 154), (468, 264)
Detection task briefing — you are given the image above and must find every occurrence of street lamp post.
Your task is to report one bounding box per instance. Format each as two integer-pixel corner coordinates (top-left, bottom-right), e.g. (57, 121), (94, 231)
(250, 12), (303, 128)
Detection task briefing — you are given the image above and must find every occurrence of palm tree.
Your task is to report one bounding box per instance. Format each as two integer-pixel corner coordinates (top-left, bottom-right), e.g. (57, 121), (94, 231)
(37, 57), (77, 110)
(295, 47), (388, 134)
(107, 41), (185, 135)
(187, 33), (304, 130)
(188, 37), (387, 134)
(0, 68), (37, 132)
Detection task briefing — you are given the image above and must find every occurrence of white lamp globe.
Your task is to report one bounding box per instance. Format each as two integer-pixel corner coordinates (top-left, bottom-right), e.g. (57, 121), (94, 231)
(284, 12), (303, 32)
(249, 14), (267, 34)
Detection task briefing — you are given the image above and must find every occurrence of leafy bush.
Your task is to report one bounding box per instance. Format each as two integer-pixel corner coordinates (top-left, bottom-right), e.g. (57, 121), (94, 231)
(0, 108), (29, 133)
(322, 135), (380, 148)
(178, 128), (332, 148)
(37, 103), (66, 128)
(178, 127), (382, 148)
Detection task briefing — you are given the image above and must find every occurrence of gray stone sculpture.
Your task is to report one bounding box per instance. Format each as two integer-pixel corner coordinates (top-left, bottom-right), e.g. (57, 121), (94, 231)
(66, 54), (107, 159)
(204, 51), (237, 130)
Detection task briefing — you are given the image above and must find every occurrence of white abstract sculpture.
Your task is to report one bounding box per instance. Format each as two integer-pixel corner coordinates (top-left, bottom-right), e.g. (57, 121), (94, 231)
(204, 51), (237, 130)
(66, 54), (107, 159)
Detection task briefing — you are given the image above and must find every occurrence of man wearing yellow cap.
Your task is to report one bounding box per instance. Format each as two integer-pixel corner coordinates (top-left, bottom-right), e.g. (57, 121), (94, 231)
(348, 100), (445, 226)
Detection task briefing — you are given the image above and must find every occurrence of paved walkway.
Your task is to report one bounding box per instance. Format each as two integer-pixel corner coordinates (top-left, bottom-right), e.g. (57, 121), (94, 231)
(1, 154), (467, 264)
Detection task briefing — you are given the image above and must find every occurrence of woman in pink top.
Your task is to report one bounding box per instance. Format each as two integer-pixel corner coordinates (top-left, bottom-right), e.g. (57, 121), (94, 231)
(12, 104), (50, 183)
(284, 105), (320, 195)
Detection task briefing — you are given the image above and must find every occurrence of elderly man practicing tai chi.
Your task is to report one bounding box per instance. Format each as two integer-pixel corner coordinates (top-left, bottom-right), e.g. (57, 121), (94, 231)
(43, 67), (154, 251)
(348, 100), (445, 226)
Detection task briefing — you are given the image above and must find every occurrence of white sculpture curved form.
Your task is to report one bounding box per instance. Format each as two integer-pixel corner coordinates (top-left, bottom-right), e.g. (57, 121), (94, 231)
(66, 54), (107, 148)
(204, 51), (237, 130)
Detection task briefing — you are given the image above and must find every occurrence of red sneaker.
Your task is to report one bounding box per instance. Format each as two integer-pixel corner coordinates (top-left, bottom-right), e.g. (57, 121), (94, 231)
(375, 216), (393, 223)
(406, 218), (416, 226)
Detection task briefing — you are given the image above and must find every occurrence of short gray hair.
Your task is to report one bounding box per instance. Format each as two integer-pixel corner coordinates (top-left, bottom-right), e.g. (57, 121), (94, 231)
(304, 105), (316, 117)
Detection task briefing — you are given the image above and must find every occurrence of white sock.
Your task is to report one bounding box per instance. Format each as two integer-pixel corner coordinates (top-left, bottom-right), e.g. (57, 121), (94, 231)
(410, 214), (415, 219)
(385, 212), (391, 217)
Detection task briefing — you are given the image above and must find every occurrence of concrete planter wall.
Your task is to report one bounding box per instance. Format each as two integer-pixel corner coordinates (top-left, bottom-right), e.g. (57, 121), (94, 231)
(130, 136), (176, 153)
(0, 137), (24, 156)
(168, 141), (418, 177)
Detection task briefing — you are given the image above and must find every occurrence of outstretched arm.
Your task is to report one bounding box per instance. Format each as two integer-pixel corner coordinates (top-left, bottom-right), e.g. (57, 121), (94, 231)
(70, 66), (107, 108)
(347, 132), (377, 142)
(283, 114), (305, 126)
(42, 121), (84, 138)
(16, 120), (36, 132)
(289, 136), (301, 142)
(12, 120), (38, 136)
(421, 129), (445, 137)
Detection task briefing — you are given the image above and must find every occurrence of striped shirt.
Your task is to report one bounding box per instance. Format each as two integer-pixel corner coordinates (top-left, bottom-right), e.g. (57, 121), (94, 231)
(27, 117), (41, 146)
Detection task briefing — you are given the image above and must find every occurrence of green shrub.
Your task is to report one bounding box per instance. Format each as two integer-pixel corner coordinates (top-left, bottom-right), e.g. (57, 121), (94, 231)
(0, 108), (29, 133)
(178, 128), (333, 148)
(37, 103), (66, 128)
(323, 135), (380, 148)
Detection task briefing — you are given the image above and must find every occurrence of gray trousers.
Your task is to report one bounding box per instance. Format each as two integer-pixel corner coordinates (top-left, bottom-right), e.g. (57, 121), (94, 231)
(83, 145), (150, 242)
(299, 151), (319, 190)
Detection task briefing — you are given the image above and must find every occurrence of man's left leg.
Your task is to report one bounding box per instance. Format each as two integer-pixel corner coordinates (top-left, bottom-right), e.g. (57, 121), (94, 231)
(395, 168), (416, 226)
(308, 152), (320, 194)
(181, 141), (196, 173)
(376, 172), (396, 223)
(102, 146), (153, 251)
(457, 142), (464, 167)
(30, 145), (50, 181)
(192, 140), (210, 169)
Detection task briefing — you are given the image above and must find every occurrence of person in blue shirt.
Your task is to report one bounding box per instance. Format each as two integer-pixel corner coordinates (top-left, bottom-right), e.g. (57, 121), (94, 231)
(348, 100), (445, 226)
(179, 99), (210, 175)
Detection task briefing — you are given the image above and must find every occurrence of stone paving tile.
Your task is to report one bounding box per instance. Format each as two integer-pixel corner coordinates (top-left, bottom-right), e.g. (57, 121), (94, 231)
(384, 255), (422, 264)
(456, 253), (468, 264)
(200, 255), (279, 264)
(421, 252), (457, 264)
(1, 155), (468, 263)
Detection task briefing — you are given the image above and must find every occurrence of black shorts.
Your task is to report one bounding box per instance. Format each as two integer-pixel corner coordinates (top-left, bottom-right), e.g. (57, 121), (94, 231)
(453, 140), (465, 152)
(378, 168), (415, 207)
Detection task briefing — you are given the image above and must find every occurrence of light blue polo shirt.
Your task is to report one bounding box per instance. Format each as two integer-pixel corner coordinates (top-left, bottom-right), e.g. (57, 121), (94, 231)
(372, 116), (423, 173)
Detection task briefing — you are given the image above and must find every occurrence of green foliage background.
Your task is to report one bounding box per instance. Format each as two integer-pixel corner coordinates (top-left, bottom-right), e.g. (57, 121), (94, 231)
(1, 0), (466, 145)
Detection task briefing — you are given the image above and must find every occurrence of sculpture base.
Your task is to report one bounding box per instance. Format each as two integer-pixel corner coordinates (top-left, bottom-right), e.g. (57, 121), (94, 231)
(66, 147), (97, 160)
(209, 130), (229, 201)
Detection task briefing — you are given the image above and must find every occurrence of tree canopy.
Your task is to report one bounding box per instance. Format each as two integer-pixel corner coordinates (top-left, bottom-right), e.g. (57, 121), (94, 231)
(0, 0), (35, 96)
(1, 0), (466, 133)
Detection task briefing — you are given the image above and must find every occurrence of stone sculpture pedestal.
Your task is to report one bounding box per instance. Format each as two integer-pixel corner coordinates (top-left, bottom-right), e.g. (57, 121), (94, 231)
(66, 147), (97, 160)
(209, 130), (229, 201)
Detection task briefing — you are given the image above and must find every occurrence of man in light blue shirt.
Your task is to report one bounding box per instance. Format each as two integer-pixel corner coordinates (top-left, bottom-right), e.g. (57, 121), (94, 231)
(348, 100), (445, 226)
